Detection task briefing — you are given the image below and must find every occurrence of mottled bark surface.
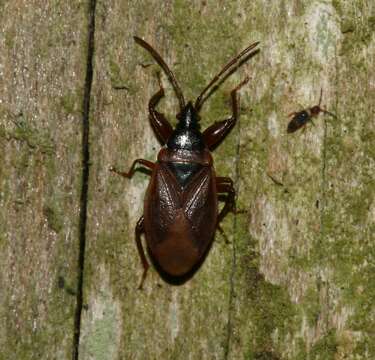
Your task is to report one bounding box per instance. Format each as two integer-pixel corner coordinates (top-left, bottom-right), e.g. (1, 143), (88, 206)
(1, 1), (374, 359)
(0, 1), (89, 359)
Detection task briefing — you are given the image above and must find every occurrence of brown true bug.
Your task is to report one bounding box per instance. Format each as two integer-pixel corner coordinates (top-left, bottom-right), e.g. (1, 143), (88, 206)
(287, 89), (336, 133)
(110, 36), (259, 288)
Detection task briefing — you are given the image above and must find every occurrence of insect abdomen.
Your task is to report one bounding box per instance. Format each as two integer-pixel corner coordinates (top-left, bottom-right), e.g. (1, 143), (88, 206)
(287, 110), (310, 133)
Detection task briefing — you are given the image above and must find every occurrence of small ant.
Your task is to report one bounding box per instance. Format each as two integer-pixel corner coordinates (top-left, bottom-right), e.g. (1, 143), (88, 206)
(287, 89), (336, 133)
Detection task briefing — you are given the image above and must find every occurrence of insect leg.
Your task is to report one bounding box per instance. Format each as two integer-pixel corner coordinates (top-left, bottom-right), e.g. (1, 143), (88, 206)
(322, 109), (337, 119)
(215, 179), (235, 243)
(203, 77), (249, 150)
(216, 176), (234, 186)
(216, 177), (236, 225)
(135, 216), (149, 290)
(110, 159), (154, 179)
(149, 72), (173, 144)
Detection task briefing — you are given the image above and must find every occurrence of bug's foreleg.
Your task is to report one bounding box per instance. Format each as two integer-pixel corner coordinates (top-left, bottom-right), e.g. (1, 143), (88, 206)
(203, 77), (249, 150)
(110, 159), (154, 179)
(135, 216), (149, 290)
(149, 73), (173, 144)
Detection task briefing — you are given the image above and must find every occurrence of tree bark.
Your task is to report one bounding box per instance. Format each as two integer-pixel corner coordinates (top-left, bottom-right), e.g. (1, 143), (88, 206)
(1, 1), (374, 359)
(0, 1), (90, 359)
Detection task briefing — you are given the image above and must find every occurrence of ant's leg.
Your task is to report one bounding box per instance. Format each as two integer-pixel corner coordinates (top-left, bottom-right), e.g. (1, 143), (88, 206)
(135, 216), (149, 290)
(149, 73), (173, 144)
(203, 77), (249, 151)
(110, 159), (154, 179)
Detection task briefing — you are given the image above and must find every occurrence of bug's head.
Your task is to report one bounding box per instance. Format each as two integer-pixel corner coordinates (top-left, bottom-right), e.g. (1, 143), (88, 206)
(310, 105), (322, 116)
(310, 88), (325, 116)
(167, 102), (205, 151)
(134, 36), (260, 151)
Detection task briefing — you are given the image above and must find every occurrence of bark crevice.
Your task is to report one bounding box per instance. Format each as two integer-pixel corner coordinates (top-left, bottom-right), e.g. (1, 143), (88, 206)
(72, 0), (97, 359)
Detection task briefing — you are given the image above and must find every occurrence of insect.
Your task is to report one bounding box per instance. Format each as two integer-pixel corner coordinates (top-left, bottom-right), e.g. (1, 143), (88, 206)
(287, 89), (336, 133)
(110, 36), (259, 288)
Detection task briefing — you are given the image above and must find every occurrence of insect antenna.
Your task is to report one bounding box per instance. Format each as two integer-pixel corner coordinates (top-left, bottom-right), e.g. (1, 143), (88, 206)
(318, 87), (323, 107)
(322, 109), (337, 118)
(134, 36), (186, 111)
(194, 41), (260, 111)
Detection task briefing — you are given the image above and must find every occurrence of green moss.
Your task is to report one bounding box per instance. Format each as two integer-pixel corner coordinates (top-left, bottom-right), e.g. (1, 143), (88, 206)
(347, 187), (372, 225)
(163, 0), (242, 102)
(57, 275), (76, 296)
(369, 16), (375, 31)
(84, 224), (133, 299)
(0, 227), (5, 251)
(0, 122), (6, 138)
(309, 330), (337, 359)
(244, 350), (281, 360)
(4, 27), (16, 49)
(331, 0), (343, 16)
(353, 334), (375, 357)
(108, 58), (126, 90)
(239, 263), (300, 354)
(1, 115), (55, 155)
(340, 20), (355, 34)
(303, 286), (320, 327)
(43, 204), (63, 233)
(108, 58), (122, 82)
(60, 91), (79, 114)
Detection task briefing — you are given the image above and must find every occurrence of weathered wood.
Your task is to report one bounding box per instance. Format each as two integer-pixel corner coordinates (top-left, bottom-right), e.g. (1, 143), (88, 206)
(81, 1), (375, 359)
(1, 1), (374, 359)
(0, 1), (89, 358)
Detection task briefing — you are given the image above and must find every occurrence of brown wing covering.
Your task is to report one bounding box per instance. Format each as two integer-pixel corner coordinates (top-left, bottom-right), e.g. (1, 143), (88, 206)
(144, 163), (217, 277)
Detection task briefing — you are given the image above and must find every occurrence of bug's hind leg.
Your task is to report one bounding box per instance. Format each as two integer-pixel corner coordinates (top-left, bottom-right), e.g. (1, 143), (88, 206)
(215, 177), (236, 243)
(135, 216), (149, 290)
(216, 177), (236, 225)
(202, 77), (249, 151)
(110, 159), (154, 179)
(149, 72), (173, 144)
